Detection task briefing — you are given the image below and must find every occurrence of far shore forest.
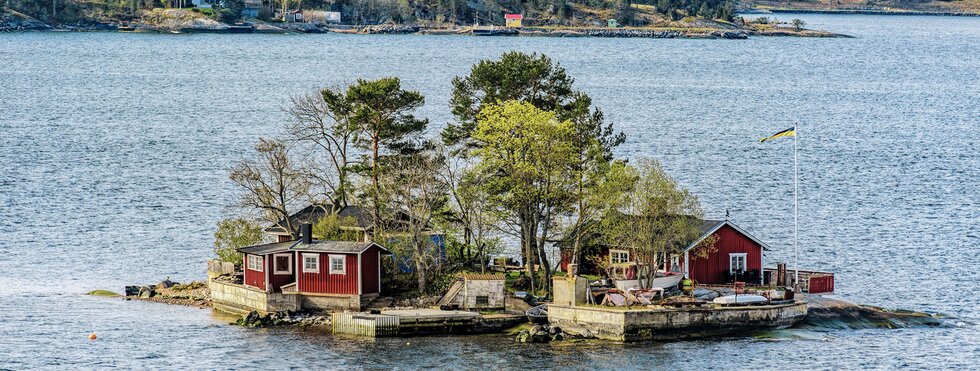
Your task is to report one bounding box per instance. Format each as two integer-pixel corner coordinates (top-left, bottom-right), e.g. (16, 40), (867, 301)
(210, 52), (722, 299)
(4, 0), (740, 26)
(6, 0), (979, 31)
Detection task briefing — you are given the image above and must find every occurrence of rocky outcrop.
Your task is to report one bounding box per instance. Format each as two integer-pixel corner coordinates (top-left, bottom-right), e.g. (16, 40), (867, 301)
(0, 10), (52, 31)
(800, 294), (945, 329)
(122, 279), (211, 307)
(235, 310), (332, 328)
(515, 324), (565, 343)
(359, 25), (421, 34)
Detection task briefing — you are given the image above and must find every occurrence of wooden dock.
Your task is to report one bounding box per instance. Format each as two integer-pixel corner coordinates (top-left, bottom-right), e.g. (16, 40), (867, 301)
(332, 309), (524, 337)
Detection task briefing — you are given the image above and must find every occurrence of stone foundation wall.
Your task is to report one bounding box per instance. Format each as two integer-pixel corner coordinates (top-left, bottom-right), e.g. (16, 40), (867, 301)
(549, 302), (808, 341)
(299, 293), (376, 311)
(209, 280), (300, 315)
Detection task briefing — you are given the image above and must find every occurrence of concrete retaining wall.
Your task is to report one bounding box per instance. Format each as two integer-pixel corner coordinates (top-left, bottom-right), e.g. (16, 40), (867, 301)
(552, 277), (588, 307)
(299, 293), (376, 311)
(549, 302), (808, 341)
(209, 280), (300, 315)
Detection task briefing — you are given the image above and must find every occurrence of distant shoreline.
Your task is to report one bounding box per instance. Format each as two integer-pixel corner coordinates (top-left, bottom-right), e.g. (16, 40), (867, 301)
(1, 23), (850, 39)
(754, 8), (980, 17)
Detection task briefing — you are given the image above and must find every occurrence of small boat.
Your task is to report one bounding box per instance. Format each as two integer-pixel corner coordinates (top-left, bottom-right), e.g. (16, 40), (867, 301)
(712, 294), (769, 305)
(651, 273), (684, 289)
(614, 273), (684, 291)
(526, 304), (548, 325)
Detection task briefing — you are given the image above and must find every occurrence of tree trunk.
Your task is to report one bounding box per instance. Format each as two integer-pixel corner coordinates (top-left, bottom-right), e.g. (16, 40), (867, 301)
(521, 211), (537, 294)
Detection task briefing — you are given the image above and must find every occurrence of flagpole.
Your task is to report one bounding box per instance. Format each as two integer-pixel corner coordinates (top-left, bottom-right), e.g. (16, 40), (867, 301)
(794, 123), (799, 290)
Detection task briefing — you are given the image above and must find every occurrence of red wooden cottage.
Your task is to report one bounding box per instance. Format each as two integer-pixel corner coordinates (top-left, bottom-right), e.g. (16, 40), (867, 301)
(560, 219), (770, 285)
(238, 224), (392, 310)
(678, 219), (769, 285)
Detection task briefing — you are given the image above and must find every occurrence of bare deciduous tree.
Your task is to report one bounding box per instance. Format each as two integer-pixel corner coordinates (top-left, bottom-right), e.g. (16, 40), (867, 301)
(285, 88), (360, 208)
(230, 138), (309, 237)
(440, 146), (500, 270)
(379, 153), (448, 293)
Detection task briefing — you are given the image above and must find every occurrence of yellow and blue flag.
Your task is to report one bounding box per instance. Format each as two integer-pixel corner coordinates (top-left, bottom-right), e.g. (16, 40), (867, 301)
(760, 127), (796, 142)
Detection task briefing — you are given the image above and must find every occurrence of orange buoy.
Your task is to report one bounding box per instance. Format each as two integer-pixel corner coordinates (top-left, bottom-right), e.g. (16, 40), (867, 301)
(88, 333), (97, 340)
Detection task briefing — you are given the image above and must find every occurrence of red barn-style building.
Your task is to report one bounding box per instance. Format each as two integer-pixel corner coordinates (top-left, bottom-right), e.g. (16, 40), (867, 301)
(238, 224), (391, 310)
(560, 219), (770, 285)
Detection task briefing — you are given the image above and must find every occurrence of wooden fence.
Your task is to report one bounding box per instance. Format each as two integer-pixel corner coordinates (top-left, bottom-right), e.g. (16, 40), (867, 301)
(332, 313), (400, 337)
(763, 268), (835, 294)
(207, 259), (236, 276)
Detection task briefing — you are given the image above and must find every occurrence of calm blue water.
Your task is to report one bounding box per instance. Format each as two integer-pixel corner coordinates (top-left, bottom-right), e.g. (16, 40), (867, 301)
(1, 14), (978, 369)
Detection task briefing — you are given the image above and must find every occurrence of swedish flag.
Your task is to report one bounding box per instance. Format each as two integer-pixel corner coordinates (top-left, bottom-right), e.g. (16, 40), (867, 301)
(760, 127), (796, 142)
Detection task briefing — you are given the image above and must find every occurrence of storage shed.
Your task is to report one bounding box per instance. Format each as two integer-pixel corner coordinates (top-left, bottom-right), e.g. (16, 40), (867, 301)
(438, 274), (506, 310)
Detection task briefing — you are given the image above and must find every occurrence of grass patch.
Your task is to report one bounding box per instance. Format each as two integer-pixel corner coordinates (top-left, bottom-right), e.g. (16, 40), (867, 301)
(86, 290), (121, 297)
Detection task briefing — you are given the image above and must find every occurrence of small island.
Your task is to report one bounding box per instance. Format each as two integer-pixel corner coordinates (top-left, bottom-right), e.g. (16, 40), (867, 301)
(2, 0), (848, 37)
(84, 51), (946, 343)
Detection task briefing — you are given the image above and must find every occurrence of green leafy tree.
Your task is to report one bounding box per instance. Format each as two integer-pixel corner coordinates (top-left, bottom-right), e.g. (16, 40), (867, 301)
(214, 218), (264, 266)
(444, 52), (585, 147)
(601, 157), (707, 288)
(563, 94), (625, 273)
(470, 100), (578, 295)
(312, 213), (362, 241)
(346, 77), (428, 232)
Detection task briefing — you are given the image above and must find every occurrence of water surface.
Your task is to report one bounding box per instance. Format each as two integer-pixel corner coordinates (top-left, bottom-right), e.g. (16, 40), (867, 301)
(0, 13), (978, 369)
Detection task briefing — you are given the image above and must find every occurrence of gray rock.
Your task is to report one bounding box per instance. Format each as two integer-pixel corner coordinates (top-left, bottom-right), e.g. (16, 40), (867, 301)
(548, 326), (561, 335)
(156, 277), (179, 289)
(581, 329), (595, 339)
(515, 329), (530, 343)
(138, 286), (155, 298)
(530, 331), (551, 343)
(551, 333), (564, 341)
(124, 286), (141, 296)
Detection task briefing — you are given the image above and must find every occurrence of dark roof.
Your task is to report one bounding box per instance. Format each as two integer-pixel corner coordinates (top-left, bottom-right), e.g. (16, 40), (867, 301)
(684, 219), (771, 251)
(265, 204), (410, 235)
(697, 219), (726, 236)
(292, 240), (392, 255)
(237, 239), (393, 255)
(237, 241), (298, 255)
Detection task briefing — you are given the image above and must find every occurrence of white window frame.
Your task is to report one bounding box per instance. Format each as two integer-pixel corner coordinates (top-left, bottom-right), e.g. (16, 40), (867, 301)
(610, 249), (630, 265)
(329, 254), (346, 275)
(303, 253), (320, 274)
(273, 253), (292, 275)
(247, 254), (263, 272)
(729, 253), (747, 274)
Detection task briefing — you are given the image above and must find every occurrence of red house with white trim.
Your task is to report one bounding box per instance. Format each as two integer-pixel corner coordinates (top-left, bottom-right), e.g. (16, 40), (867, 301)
(238, 224), (391, 310)
(560, 219), (769, 285)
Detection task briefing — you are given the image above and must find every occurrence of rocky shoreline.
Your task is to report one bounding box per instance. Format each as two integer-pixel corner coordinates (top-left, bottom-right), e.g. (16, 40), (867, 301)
(1, 15), (847, 38)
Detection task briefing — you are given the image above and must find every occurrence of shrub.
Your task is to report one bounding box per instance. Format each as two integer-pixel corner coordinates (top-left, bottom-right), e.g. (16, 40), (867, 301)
(214, 218), (264, 267)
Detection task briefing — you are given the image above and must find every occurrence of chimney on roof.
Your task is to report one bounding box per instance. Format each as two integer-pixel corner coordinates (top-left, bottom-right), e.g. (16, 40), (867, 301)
(301, 223), (313, 244)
